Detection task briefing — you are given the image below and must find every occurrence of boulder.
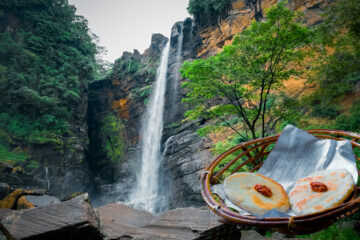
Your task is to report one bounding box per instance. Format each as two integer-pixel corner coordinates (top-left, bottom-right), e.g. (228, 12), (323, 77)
(96, 203), (155, 239)
(0, 193), (102, 240)
(96, 203), (241, 240)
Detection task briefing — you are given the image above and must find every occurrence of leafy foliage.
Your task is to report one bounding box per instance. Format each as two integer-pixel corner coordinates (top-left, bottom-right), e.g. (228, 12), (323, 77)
(317, 0), (360, 46)
(211, 133), (255, 179)
(101, 114), (125, 163)
(297, 213), (360, 240)
(181, 3), (312, 139)
(130, 85), (153, 99)
(0, 144), (28, 165)
(308, 0), (360, 119)
(334, 102), (360, 133)
(0, 0), (100, 149)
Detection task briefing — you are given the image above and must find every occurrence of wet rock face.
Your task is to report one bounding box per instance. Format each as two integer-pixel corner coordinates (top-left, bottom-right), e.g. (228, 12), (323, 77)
(0, 96), (90, 198)
(159, 18), (212, 210)
(29, 142), (90, 197)
(0, 143), (90, 200)
(161, 120), (213, 209)
(164, 18), (201, 126)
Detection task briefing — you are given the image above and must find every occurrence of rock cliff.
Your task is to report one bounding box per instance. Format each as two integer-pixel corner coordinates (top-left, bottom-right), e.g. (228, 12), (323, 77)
(87, 34), (168, 204)
(87, 0), (334, 210)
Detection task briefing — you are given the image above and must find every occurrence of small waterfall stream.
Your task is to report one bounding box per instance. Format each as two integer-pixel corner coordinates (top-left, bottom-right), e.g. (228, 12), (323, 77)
(128, 41), (170, 213)
(174, 22), (184, 101)
(45, 167), (50, 190)
(167, 23), (184, 123)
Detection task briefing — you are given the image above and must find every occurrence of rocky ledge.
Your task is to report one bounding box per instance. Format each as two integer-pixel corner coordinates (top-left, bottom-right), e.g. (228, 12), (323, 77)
(96, 203), (241, 240)
(0, 192), (241, 240)
(0, 192), (315, 240)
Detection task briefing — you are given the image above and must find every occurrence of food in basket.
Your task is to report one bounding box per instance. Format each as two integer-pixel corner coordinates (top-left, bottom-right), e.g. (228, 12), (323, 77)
(223, 172), (290, 215)
(289, 168), (354, 215)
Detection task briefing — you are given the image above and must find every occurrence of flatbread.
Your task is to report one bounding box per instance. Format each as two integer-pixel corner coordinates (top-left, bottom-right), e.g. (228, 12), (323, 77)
(223, 172), (290, 215)
(289, 168), (354, 215)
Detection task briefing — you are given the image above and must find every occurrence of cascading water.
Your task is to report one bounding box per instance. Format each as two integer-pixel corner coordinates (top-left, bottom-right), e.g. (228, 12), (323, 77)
(45, 167), (50, 190)
(173, 22), (183, 100)
(167, 23), (184, 122)
(128, 40), (170, 213)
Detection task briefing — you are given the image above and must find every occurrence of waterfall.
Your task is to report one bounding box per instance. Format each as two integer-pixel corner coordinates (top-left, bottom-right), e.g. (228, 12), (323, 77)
(168, 23), (184, 122)
(128, 40), (170, 213)
(174, 22), (184, 99)
(45, 167), (50, 190)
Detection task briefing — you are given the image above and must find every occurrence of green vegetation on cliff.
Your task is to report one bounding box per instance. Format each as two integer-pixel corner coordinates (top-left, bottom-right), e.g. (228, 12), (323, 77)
(182, 3), (312, 140)
(101, 114), (125, 163)
(308, 0), (360, 131)
(182, 0), (360, 143)
(0, 0), (101, 155)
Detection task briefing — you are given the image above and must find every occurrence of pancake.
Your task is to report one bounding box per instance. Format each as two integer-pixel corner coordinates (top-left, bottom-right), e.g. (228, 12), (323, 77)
(289, 168), (354, 215)
(223, 172), (290, 215)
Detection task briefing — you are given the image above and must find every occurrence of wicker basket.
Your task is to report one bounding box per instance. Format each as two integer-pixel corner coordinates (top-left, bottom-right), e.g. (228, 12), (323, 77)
(201, 129), (360, 235)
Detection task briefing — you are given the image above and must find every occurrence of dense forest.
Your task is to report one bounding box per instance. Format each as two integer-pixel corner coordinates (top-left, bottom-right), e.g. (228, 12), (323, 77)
(0, 0), (102, 170)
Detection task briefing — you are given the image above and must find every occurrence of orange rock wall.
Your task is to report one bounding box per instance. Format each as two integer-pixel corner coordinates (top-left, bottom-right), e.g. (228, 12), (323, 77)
(196, 0), (333, 98)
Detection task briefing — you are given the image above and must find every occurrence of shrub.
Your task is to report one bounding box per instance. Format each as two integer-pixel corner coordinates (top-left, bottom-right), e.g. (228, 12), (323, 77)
(334, 102), (360, 132)
(101, 114), (125, 163)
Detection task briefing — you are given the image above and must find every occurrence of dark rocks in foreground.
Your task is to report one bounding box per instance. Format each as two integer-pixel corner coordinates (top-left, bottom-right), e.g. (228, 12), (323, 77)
(0, 194), (102, 240)
(0, 194), (260, 240)
(96, 203), (241, 240)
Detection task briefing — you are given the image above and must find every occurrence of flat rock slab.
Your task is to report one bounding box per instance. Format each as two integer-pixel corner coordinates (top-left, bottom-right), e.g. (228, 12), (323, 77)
(0, 194), (103, 240)
(96, 203), (155, 228)
(96, 203), (241, 240)
(25, 195), (60, 207)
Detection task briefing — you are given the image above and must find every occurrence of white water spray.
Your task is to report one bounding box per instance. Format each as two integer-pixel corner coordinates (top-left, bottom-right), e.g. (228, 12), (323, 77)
(128, 41), (170, 213)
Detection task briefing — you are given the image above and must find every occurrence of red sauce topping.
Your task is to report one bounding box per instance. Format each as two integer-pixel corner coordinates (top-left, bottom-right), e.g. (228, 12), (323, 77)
(254, 184), (272, 197)
(310, 182), (328, 192)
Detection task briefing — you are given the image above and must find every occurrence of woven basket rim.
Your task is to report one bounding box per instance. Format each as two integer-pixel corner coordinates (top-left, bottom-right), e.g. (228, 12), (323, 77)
(200, 129), (360, 232)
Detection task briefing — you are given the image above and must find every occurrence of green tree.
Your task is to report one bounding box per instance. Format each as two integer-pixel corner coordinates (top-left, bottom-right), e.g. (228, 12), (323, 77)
(318, 0), (360, 46)
(101, 115), (125, 163)
(181, 3), (312, 139)
(308, 0), (360, 119)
